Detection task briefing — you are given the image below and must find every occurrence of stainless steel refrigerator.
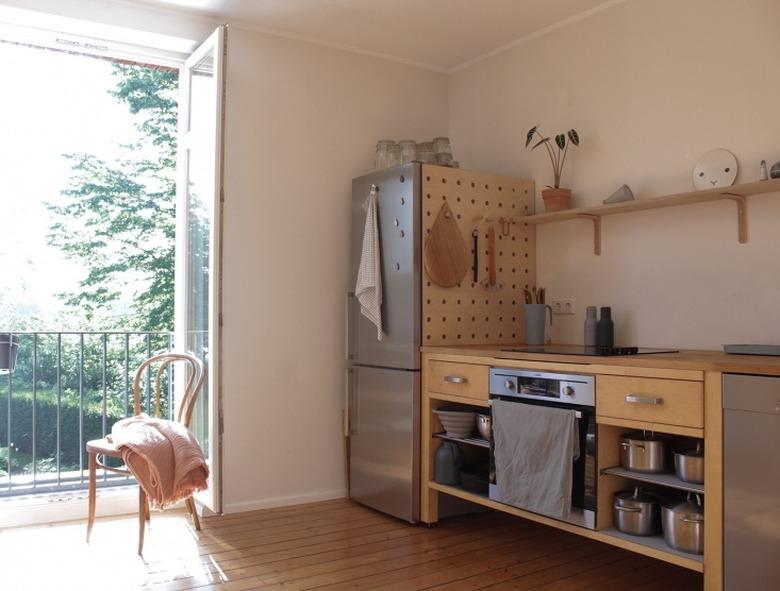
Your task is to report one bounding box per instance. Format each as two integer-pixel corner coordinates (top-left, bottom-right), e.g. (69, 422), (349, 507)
(347, 163), (421, 523)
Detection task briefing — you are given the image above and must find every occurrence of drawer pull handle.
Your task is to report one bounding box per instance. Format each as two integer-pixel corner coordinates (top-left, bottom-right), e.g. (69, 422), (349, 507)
(444, 375), (468, 384)
(625, 394), (663, 405)
(615, 506), (642, 513)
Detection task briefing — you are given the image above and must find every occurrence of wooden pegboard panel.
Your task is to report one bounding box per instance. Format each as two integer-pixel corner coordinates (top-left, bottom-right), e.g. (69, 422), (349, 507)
(422, 164), (536, 346)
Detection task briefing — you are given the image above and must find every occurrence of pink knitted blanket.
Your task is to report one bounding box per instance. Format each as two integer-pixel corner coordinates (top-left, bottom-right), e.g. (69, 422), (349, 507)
(109, 414), (209, 508)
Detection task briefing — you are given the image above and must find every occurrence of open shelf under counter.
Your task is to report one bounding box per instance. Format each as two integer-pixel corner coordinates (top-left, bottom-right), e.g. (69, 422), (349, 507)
(432, 432), (490, 449)
(428, 481), (704, 573)
(602, 466), (704, 494)
(600, 527), (703, 566)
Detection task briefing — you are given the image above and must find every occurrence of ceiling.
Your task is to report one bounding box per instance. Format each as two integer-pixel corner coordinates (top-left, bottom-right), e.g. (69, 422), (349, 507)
(134, 0), (623, 71)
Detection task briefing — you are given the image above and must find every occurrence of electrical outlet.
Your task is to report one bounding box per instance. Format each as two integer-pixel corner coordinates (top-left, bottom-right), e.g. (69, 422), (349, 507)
(551, 298), (576, 315)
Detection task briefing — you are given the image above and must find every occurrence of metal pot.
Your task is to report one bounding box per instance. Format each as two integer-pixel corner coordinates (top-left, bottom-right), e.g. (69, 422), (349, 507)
(662, 493), (704, 554)
(674, 441), (704, 484)
(613, 486), (661, 536)
(620, 431), (667, 474)
(476, 414), (492, 441)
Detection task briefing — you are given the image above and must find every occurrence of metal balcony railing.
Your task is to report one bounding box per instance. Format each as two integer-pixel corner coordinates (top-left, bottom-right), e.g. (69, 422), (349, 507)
(0, 331), (174, 497)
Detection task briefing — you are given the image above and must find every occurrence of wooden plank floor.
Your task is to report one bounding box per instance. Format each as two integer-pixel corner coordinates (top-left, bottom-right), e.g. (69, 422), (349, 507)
(0, 498), (703, 590)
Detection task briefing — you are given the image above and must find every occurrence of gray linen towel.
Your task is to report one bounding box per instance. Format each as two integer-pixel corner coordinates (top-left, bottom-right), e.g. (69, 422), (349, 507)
(492, 400), (580, 519)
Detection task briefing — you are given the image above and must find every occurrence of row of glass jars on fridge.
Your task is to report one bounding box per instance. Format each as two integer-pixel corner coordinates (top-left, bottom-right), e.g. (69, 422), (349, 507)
(375, 137), (457, 170)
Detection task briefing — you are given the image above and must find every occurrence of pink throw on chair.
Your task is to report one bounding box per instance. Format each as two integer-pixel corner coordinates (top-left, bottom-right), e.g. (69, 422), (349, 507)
(109, 414), (209, 509)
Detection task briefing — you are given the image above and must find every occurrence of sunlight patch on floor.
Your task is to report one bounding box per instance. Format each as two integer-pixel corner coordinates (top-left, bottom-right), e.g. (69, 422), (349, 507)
(0, 511), (226, 590)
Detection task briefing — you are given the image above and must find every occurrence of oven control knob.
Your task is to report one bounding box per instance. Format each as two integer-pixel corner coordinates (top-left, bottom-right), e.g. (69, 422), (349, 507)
(563, 386), (575, 396)
(504, 380), (515, 391)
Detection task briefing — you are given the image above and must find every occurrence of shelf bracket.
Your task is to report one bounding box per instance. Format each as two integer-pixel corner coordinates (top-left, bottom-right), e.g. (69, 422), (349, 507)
(578, 214), (602, 255)
(723, 193), (748, 243)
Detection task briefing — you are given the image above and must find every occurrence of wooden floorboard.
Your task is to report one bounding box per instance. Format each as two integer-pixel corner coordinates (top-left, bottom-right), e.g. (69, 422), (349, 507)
(0, 498), (703, 591)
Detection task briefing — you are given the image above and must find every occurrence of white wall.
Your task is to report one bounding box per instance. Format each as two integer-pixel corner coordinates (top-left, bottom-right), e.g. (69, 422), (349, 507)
(449, 0), (780, 349)
(220, 28), (448, 511)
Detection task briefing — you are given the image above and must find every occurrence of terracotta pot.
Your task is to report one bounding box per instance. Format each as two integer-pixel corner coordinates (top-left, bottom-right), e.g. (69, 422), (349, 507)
(541, 187), (572, 212)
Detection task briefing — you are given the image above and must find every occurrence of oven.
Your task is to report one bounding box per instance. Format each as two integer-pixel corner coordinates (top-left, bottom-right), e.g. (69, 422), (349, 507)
(488, 368), (597, 529)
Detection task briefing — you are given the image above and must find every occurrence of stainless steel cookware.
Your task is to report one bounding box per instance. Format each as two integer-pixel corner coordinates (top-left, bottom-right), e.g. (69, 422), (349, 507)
(674, 441), (704, 484)
(613, 487), (661, 536)
(662, 493), (704, 554)
(476, 413), (492, 441)
(620, 431), (667, 474)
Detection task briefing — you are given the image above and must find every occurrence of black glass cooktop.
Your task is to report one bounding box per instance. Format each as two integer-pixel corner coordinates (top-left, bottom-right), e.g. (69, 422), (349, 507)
(501, 345), (678, 357)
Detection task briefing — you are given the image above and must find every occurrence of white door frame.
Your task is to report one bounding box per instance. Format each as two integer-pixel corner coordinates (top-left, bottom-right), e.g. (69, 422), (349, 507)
(175, 25), (226, 515)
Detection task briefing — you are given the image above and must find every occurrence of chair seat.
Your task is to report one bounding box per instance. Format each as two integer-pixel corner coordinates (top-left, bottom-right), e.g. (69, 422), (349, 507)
(86, 438), (122, 458)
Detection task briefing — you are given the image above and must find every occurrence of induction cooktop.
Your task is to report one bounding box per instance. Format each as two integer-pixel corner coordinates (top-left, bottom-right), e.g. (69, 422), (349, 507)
(500, 345), (678, 357)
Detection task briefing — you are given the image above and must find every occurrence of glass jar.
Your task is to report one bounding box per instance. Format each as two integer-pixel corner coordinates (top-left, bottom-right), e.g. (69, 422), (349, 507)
(415, 141), (436, 163)
(398, 140), (416, 164)
(433, 136), (452, 155)
(386, 144), (402, 168)
(435, 152), (454, 166)
(375, 140), (395, 170)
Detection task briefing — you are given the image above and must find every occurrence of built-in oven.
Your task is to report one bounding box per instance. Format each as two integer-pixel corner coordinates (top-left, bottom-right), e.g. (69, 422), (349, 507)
(488, 368), (597, 529)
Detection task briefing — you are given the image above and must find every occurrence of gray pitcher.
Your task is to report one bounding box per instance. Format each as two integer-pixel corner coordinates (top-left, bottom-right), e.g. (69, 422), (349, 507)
(523, 303), (553, 345)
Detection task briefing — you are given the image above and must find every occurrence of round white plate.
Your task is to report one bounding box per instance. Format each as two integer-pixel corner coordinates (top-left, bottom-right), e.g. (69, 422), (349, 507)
(693, 149), (738, 190)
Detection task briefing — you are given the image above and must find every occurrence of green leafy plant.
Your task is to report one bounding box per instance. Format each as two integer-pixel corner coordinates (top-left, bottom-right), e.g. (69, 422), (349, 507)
(525, 125), (580, 188)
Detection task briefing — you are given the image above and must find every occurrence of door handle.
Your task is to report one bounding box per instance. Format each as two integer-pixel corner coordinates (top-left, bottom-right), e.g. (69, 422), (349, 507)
(344, 367), (355, 437)
(345, 292), (354, 362)
(625, 394), (663, 405)
(444, 375), (467, 384)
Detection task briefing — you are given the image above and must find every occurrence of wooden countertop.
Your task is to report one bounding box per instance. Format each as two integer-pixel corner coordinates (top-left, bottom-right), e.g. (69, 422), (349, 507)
(420, 344), (780, 376)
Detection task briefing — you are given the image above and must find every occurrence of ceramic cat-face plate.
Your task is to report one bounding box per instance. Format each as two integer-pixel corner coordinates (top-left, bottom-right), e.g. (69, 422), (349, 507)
(693, 149), (738, 190)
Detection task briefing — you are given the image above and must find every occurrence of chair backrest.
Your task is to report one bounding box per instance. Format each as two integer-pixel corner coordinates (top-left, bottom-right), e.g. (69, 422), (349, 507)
(132, 352), (205, 428)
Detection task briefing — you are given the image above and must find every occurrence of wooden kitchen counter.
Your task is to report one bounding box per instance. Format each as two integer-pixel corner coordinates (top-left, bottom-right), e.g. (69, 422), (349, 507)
(420, 344), (780, 376)
(418, 344), (767, 591)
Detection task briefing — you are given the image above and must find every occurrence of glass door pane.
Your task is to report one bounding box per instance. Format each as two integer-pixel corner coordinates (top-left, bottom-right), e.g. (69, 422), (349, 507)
(176, 26), (225, 513)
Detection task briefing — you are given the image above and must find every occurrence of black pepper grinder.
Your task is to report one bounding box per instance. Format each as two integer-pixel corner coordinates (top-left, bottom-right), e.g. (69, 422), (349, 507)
(597, 306), (614, 348)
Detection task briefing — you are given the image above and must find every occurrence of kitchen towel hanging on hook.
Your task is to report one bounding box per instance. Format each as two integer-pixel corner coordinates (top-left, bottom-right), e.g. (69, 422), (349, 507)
(355, 184), (383, 340)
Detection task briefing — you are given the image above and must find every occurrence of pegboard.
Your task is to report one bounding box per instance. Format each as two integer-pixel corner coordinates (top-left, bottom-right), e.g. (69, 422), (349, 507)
(422, 164), (536, 346)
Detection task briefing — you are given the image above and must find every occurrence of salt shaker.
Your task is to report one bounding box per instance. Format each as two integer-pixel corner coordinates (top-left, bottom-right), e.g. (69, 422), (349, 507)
(597, 307), (614, 348)
(584, 306), (598, 347)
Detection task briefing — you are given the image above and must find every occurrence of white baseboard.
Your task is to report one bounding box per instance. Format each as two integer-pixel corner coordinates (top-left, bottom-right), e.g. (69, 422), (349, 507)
(223, 488), (346, 514)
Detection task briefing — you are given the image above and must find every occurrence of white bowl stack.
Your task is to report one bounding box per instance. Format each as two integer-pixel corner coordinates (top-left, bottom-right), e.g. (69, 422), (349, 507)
(433, 408), (477, 438)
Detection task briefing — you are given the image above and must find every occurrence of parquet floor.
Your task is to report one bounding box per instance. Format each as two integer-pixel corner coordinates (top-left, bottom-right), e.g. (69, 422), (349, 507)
(0, 498), (702, 590)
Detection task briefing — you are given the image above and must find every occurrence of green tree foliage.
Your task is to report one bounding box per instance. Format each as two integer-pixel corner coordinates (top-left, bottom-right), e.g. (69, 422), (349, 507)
(47, 64), (179, 331)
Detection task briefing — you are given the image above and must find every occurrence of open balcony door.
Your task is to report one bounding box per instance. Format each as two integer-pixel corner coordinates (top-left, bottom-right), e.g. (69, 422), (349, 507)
(175, 26), (226, 514)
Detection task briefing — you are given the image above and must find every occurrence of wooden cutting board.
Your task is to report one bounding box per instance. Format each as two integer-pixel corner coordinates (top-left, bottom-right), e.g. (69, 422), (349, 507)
(424, 202), (469, 288)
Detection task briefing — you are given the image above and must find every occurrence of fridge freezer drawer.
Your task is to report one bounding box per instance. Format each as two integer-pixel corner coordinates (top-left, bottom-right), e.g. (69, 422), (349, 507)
(427, 360), (488, 401)
(349, 365), (420, 523)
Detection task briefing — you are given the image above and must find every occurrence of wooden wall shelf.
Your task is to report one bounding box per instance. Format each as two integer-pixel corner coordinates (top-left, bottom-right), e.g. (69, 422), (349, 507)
(520, 179), (780, 255)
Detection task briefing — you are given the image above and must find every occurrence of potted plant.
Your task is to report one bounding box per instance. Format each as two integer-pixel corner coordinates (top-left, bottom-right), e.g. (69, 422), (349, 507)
(525, 125), (580, 212)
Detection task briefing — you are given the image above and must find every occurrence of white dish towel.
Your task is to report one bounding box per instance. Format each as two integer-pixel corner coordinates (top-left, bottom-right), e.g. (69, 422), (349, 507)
(355, 185), (383, 340)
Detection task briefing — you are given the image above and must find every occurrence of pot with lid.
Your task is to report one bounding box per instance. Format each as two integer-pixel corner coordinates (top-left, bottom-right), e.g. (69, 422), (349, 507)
(674, 441), (704, 484)
(620, 431), (667, 474)
(662, 493), (704, 554)
(613, 486), (661, 536)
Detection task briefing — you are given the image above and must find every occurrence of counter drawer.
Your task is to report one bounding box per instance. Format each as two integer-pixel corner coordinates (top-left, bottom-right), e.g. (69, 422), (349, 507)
(597, 375), (703, 429)
(427, 361), (488, 401)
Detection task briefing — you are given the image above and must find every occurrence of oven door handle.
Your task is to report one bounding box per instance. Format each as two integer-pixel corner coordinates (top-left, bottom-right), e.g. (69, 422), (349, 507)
(488, 398), (583, 419)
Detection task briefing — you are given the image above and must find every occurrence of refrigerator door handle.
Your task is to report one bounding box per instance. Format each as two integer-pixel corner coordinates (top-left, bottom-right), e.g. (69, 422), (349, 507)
(345, 367), (355, 437)
(345, 291), (355, 362)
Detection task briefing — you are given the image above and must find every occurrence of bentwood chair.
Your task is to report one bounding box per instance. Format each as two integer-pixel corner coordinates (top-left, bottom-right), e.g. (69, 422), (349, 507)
(85, 352), (206, 555)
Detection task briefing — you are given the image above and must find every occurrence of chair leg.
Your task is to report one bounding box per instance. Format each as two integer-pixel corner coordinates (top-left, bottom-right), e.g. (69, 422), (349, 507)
(86, 452), (97, 543)
(186, 497), (201, 531)
(138, 487), (147, 555)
